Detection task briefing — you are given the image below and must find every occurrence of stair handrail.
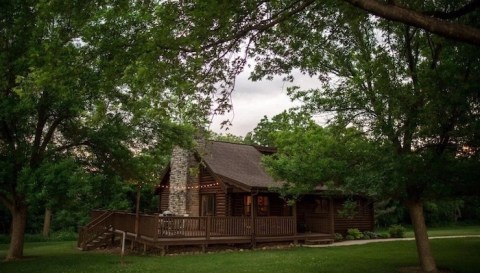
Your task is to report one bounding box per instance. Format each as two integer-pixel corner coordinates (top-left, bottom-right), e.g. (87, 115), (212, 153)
(84, 210), (112, 229)
(78, 211), (114, 249)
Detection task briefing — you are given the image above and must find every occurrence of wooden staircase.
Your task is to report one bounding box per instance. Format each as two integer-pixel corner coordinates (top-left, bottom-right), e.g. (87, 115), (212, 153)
(78, 211), (115, 251)
(80, 229), (115, 250)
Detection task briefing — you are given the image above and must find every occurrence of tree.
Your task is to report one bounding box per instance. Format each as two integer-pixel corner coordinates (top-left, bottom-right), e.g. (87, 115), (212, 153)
(244, 110), (315, 147)
(208, 131), (245, 144)
(0, 1), (216, 260)
(253, 8), (480, 273)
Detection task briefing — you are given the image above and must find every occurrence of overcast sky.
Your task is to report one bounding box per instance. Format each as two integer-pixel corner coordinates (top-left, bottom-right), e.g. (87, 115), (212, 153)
(209, 67), (322, 137)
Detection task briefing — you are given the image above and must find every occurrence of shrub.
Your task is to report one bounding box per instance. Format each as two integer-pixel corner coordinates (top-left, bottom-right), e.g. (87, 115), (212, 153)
(347, 228), (363, 240)
(345, 235), (354, 240)
(363, 231), (379, 239)
(378, 233), (391, 239)
(51, 230), (78, 241)
(334, 233), (343, 241)
(388, 224), (406, 238)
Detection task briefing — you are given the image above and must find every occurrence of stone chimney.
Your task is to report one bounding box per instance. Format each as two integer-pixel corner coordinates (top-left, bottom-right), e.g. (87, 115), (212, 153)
(167, 145), (202, 216)
(168, 146), (190, 215)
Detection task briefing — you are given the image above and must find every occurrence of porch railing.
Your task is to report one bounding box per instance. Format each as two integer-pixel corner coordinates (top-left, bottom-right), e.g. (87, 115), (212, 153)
(81, 210), (297, 245)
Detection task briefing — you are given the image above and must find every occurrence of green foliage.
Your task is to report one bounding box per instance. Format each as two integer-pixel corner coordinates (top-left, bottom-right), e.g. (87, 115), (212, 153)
(347, 228), (363, 240)
(1, 0), (227, 257)
(345, 235), (355, 240)
(0, 231), (77, 244)
(389, 225), (406, 238)
(338, 200), (358, 219)
(334, 233), (343, 241)
(378, 233), (391, 239)
(424, 200), (463, 226)
(374, 199), (408, 228)
(363, 231), (379, 239)
(208, 131), (245, 144)
(244, 110), (315, 147)
(263, 125), (383, 200)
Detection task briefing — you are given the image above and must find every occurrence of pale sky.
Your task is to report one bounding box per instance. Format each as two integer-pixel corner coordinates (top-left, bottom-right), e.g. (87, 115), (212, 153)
(209, 68), (322, 137)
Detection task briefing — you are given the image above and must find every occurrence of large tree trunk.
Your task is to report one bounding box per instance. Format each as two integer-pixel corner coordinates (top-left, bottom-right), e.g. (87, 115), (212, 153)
(407, 201), (437, 273)
(6, 204), (27, 261)
(42, 208), (52, 237)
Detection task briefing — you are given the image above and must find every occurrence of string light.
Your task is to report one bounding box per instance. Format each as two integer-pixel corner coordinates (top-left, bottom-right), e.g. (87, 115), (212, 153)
(156, 182), (220, 190)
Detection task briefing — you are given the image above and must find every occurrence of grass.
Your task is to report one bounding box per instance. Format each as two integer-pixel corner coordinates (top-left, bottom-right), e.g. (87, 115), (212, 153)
(1, 238), (480, 273)
(409, 225), (480, 237)
(376, 225), (480, 238)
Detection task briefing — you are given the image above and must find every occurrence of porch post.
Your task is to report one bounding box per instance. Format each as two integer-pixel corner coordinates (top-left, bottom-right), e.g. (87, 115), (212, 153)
(135, 184), (141, 239)
(292, 202), (298, 244)
(251, 193), (257, 248)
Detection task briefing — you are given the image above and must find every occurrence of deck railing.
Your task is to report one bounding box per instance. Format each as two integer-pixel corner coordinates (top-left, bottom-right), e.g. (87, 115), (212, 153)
(83, 210), (296, 243)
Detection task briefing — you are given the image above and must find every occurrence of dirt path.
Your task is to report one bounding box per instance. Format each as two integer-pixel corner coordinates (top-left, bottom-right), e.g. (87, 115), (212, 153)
(302, 235), (480, 248)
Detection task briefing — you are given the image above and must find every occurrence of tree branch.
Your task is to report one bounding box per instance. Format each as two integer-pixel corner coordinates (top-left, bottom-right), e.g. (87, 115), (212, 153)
(51, 140), (91, 154)
(343, 0), (480, 46)
(424, 0), (480, 20)
(39, 116), (65, 154)
(199, 0), (317, 50)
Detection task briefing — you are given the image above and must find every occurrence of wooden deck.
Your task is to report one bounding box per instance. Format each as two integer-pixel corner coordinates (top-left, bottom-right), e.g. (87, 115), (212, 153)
(78, 210), (334, 253)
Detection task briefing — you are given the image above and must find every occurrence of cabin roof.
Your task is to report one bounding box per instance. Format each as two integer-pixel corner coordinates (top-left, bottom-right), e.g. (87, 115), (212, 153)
(199, 141), (282, 190)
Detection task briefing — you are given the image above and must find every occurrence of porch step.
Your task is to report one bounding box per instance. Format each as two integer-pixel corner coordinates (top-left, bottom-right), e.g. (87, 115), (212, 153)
(81, 231), (114, 251)
(304, 239), (334, 245)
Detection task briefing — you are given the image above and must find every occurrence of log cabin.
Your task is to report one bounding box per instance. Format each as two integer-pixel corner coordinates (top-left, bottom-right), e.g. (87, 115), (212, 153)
(157, 140), (374, 236)
(78, 140), (374, 253)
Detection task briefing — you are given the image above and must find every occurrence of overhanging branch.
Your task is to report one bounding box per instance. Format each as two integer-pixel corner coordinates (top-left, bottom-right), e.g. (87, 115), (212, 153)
(343, 0), (480, 46)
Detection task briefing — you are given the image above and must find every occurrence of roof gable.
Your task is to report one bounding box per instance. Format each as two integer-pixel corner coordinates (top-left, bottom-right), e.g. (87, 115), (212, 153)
(199, 141), (282, 190)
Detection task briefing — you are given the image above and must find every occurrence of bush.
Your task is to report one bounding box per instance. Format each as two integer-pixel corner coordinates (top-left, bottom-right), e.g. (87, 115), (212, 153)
(363, 231), (379, 239)
(0, 230), (78, 244)
(345, 235), (354, 240)
(334, 233), (343, 241)
(347, 228), (363, 240)
(51, 230), (78, 241)
(378, 233), (391, 239)
(388, 224), (406, 238)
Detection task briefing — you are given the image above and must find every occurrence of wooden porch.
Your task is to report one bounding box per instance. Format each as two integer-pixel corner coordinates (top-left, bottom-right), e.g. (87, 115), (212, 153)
(78, 210), (334, 254)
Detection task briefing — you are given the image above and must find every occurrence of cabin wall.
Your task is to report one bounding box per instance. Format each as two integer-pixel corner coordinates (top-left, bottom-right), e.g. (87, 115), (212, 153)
(185, 160), (200, 217)
(158, 170), (170, 212)
(333, 197), (374, 234)
(199, 166), (226, 216)
(296, 195), (332, 234)
(296, 195), (374, 234)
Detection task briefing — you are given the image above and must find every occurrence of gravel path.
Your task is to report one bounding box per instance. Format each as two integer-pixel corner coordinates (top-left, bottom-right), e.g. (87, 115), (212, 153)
(302, 235), (480, 248)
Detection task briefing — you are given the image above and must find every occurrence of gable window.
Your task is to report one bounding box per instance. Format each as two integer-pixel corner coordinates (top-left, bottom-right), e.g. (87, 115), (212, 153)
(201, 194), (215, 216)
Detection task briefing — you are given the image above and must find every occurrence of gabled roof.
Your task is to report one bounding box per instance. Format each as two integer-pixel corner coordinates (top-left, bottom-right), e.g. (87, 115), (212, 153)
(199, 141), (282, 190)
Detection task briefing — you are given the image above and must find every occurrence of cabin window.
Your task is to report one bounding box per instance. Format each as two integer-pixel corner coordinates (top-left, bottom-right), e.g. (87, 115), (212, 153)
(257, 196), (269, 216)
(313, 198), (329, 213)
(243, 195), (252, 216)
(201, 194), (215, 216)
(243, 195), (270, 216)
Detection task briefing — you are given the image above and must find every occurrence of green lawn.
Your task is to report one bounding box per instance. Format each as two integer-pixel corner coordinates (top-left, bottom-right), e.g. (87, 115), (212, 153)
(409, 225), (480, 237)
(375, 225), (480, 238)
(1, 238), (480, 273)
